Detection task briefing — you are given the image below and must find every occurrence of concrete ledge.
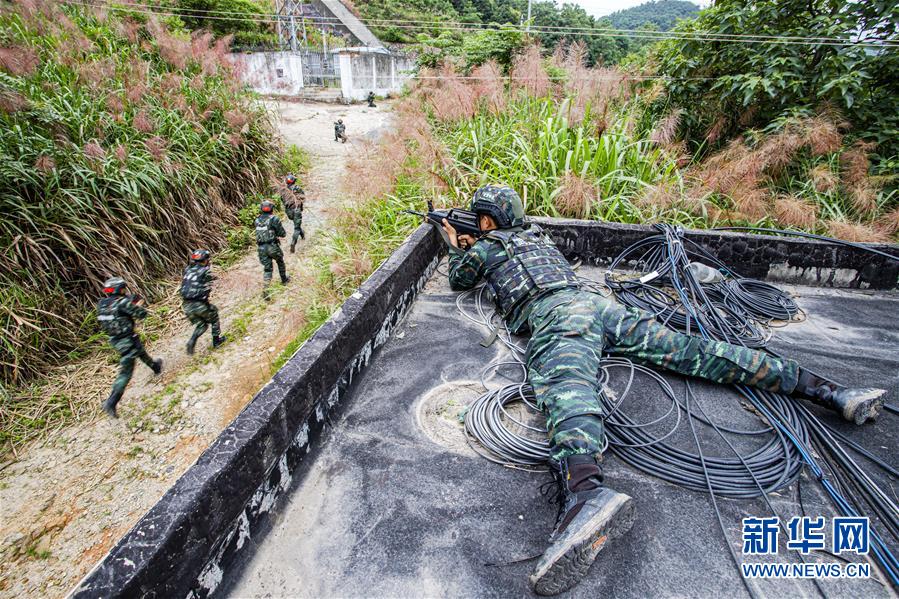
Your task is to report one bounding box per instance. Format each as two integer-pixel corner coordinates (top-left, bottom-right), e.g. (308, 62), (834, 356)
(70, 225), (443, 599)
(535, 218), (899, 289)
(68, 218), (897, 599)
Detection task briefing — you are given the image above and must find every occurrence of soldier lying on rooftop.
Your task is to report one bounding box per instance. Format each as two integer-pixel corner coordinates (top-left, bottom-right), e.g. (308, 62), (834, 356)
(441, 184), (887, 596)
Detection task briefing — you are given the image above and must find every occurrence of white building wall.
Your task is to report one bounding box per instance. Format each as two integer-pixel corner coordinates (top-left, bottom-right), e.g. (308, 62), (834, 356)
(231, 52), (304, 96)
(337, 50), (415, 102)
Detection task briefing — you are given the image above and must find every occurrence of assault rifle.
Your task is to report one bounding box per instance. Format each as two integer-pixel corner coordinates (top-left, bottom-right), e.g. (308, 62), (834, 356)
(403, 200), (481, 247)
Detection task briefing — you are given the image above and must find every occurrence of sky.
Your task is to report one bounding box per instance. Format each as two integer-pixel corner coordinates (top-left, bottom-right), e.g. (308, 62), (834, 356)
(573, 0), (711, 19)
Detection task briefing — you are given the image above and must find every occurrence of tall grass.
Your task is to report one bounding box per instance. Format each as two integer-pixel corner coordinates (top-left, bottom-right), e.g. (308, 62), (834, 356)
(0, 1), (279, 385)
(410, 48), (897, 242)
(437, 96), (695, 225)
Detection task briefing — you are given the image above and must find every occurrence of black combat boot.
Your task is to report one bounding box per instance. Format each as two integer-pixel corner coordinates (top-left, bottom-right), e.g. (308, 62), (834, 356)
(290, 242), (296, 253)
(281, 274), (291, 285)
(212, 334), (227, 348)
(792, 369), (885, 425)
(299, 227), (305, 240)
(151, 358), (163, 375)
(186, 336), (198, 355)
(530, 454), (636, 596)
(103, 389), (123, 419)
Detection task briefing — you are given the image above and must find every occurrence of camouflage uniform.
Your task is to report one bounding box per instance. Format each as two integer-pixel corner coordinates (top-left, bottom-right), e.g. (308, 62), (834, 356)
(254, 211), (288, 286)
(97, 295), (156, 398)
(180, 263), (221, 349)
(282, 184), (305, 249)
(448, 188), (800, 464)
(334, 121), (346, 142)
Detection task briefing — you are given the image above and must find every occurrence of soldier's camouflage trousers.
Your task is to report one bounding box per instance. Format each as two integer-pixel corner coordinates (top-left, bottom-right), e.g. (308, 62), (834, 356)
(183, 300), (221, 344)
(257, 242), (287, 284)
(291, 214), (304, 246)
(109, 334), (155, 397)
(525, 289), (801, 463)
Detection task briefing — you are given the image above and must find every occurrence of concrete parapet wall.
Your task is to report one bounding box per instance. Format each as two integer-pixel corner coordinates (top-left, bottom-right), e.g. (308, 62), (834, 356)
(536, 218), (899, 290)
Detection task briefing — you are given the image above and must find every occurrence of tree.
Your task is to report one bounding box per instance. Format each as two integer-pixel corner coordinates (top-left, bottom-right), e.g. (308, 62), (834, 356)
(652, 0), (899, 161)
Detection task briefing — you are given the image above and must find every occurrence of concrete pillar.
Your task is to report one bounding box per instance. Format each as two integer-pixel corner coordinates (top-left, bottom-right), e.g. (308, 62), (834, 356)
(337, 52), (353, 102)
(296, 52), (304, 92)
(390, 56), (395, 90)
(371, 54), (377, 93)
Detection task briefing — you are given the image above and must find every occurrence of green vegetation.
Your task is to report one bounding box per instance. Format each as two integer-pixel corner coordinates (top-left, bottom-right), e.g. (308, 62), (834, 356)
(607, 0), (699, 31)
(176, 0), (278, 48)
(410, 34), (898, 242)
(0, 1), (279, 388)
(440, 97), (688, 223)
(651, 0), (899, 162)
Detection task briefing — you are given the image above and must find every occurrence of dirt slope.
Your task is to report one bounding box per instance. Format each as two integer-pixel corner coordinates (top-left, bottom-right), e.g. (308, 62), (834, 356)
(0, 100), (392, 598)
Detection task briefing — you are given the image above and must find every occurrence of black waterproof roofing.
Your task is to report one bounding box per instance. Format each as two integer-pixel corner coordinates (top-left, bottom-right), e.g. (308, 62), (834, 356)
(221, 265), (898, 598)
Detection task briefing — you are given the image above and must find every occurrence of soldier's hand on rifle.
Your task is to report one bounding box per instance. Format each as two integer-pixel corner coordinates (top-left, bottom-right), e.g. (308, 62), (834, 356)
(441, 218), (459, 248)
(457, 234), (476, 249)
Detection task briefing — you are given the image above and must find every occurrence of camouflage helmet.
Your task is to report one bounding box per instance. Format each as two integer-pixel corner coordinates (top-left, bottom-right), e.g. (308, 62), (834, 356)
(470, 185), (525, 229)
(260, 200), (275, 213)
(190, 249), (210, 264)
(102, 276), (127, 295)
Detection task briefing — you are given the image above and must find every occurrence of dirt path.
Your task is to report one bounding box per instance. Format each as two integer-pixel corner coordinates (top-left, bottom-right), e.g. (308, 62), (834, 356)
(0, 100), (393, 598)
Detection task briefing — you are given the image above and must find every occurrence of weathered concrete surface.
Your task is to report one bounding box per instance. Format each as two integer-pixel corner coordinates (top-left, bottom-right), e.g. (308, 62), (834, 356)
(223, 264), (899, 598)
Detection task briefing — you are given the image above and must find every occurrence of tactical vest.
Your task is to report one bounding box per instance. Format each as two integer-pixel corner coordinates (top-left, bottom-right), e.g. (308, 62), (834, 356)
(180, 264), (210, 301)
(255, 214), (276, 244)
(484, 226), (579, 317)
(97, 296), (134, 338)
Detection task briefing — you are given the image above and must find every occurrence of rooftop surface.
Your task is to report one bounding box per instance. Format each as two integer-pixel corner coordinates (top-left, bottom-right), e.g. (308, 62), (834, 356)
(220, 263), (899, 598)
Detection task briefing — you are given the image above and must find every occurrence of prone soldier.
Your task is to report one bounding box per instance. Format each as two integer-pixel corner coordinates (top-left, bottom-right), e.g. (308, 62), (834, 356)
(96, 277), (163, 418)
(254, 200), (290, 295)
(282, 174), (306, 253)
(180, 249), (226, 355)
(442, 185), (886, 596)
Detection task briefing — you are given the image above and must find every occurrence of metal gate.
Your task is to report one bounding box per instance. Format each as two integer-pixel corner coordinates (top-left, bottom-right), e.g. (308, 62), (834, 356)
(302, 50), (340, 88)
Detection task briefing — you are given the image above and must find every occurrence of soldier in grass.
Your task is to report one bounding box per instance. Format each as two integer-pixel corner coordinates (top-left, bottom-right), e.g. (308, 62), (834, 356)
(442, 184), (886, 596)
(180, 249), (226, 355)
(97, 277), (162, 418)
(255, 200), (290, 295)
(281, 174), (305, 253)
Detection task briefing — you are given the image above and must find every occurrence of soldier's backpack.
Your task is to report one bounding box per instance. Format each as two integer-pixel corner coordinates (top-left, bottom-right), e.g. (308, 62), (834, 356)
(97, 296), (134, 338)
(180, 264), (210, 301)
(255, 214), (276, 244)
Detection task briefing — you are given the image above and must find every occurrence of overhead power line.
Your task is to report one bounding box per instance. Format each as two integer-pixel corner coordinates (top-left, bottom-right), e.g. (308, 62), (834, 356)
(83, 0), (899, 46)
(65, 0), (899, 49)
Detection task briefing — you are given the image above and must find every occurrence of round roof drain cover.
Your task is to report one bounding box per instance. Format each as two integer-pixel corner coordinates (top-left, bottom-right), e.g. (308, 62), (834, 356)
(414, 381), (484, 457)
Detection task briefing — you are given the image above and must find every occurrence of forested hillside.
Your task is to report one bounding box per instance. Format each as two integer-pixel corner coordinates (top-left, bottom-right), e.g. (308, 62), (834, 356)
(607, 0), (699, 31)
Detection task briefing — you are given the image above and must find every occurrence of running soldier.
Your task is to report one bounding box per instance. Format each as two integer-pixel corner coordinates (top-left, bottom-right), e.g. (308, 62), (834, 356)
(442, 185), (886, 596)
(255, 200), (290, 295)
(282, 174), (305, 253)
(96, 277), (163, 418)
(180, 249), (226, 355)
(334, 119), (346, 143)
